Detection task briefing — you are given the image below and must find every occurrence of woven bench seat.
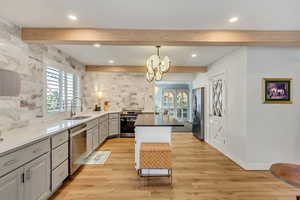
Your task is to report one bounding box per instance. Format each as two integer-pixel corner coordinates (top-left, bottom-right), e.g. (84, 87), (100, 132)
(140, 143), (172, 169)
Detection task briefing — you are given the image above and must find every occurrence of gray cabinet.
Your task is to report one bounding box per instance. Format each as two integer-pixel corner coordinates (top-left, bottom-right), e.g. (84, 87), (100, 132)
(51, 160), (68, 192)
(92, 128), (99, 150)
(86, 132), (93, 156)
(104, 117), (109, 139)
(99, 114), (109, 144)
(0, 139), (51, 200)
(50, 131), (69, 192)
(24, 153), (50, 200)
(98, 122), (104, 145)
(0, 167), (23, 200)
(0, 153), (50, 200)
(109, 113), (120, 137)
(87, 119), (99, 151)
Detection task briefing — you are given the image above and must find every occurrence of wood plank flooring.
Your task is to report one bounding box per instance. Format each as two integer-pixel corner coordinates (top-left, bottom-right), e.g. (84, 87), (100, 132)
(50, 133), (299, 200)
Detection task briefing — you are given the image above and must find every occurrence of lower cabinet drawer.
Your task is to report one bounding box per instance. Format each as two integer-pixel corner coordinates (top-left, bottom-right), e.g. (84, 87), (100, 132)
(109, 113), (119, 119)
(52, 159), (68, 191)
(86, 133), (93, 156)
(86, 119), (98, 129)
(52, 131), (68, 149)
(52, 142), (69, 170)
(0, 138), (50, 177)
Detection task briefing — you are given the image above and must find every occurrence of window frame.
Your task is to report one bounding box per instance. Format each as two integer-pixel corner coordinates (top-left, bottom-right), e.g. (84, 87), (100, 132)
(44, 64), (80, 115)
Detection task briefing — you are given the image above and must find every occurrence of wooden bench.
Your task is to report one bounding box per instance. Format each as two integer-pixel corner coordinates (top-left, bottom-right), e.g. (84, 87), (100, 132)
(139, 142), (172, 184)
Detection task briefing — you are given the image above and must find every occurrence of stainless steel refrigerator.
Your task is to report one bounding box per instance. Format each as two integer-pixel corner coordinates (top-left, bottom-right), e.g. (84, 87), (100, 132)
(192, 88), (205, 141)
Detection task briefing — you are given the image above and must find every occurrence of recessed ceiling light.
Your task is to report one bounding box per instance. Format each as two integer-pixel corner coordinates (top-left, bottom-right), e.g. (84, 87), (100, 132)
(108, 60), (115, 64)
(191, 54), (197, 58)
(229, 17), (239, 23)
(93, 43), (101, 48)
(68, 15), (78, 21)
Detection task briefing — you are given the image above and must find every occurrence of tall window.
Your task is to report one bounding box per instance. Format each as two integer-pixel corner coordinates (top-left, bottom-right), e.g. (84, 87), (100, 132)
(162, 91), (175, 118)
(161, 88), (190, 122)
(163, 92), (174, 107)
(46, 66), (80, 113)
(176, 91), (189, 120)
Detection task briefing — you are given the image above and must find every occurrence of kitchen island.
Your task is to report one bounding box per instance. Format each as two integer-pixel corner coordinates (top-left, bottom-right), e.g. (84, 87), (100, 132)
(134, 113), (184, 175)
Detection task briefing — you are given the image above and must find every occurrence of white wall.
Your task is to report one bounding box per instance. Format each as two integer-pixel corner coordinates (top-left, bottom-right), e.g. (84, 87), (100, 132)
(193, 73), (208, 89)
(164, 72), (195, 84)
(193, 47), (300, 170)
(193, 47), (248, 168)
(210, 47), (248, 167)
(246, 47), (300, 169)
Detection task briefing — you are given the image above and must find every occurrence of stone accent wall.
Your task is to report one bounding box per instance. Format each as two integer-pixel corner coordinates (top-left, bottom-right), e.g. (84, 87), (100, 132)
(83, 72), (154, 111)
(0, 18), (85, 132)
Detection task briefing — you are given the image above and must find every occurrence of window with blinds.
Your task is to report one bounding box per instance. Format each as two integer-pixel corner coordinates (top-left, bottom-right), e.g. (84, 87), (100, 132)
(46, 66), (80, 113)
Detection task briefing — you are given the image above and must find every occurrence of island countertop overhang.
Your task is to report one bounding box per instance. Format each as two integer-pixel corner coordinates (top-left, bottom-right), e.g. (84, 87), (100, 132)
(134, 113), (184, 127)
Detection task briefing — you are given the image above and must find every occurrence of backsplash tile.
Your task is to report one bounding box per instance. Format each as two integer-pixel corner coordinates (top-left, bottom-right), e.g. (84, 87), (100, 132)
(83, 72), (154, 111)
(0, 17), (85, 133)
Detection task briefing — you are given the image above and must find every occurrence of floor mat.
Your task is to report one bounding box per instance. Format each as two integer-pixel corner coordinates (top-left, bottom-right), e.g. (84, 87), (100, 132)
(77, 151), (111, 165)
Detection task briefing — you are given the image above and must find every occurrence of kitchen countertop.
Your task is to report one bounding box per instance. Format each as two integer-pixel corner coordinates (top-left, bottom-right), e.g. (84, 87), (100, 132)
(135, 113), (184, 127)
(0, 111), (120, 156)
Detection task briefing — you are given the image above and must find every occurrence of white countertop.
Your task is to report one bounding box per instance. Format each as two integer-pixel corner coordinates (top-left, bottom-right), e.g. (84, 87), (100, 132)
(0, 111), (120, 156)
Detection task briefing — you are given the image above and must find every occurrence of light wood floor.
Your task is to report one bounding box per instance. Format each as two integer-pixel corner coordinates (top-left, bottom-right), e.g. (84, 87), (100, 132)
(50, 133), (299, 200)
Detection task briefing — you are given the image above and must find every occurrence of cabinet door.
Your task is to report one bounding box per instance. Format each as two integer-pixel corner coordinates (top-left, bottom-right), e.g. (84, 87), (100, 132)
(103, 121), (107, 140)
(98, 122), (104, 145)
(24, 153), (50, 200)
(92, 131), (99, 150)
(105, 120), (109, 138)
(0, 167), (23, 200)
(86, 133), (93, 156)
(109, 118), (119, 136)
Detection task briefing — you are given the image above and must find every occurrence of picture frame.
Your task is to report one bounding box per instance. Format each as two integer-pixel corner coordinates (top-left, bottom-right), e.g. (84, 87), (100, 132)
(263, 78), (292, 104)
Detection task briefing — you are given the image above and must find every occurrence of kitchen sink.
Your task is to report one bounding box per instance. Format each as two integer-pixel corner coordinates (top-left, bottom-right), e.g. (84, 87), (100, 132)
(65, 116), (92, 120)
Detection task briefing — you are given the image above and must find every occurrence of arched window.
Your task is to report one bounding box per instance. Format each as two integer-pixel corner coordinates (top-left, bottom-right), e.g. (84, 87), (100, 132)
(161, 88), (190, 122)
(176, 91), (188, 107)
(176, 91), (189, 120)
(163, 91), (174, 107)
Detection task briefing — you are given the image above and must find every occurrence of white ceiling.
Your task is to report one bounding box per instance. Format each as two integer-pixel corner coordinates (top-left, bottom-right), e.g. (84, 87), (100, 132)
(1, 0), (300, 30)
(1, 0), (296, 66)
(56, 45), (239, 66)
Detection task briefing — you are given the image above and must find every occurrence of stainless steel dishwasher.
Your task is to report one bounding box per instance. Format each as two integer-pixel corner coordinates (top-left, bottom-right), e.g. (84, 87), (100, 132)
(69, 123), (87, 175)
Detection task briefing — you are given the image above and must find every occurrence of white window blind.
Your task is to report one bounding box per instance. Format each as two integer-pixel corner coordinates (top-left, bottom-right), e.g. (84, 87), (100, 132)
(46, 66), (80, 113)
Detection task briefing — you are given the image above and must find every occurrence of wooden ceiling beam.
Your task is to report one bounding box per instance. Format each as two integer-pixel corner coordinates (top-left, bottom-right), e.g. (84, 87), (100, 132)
(22, 28), (300, 46)
(86, 65), (208, 73)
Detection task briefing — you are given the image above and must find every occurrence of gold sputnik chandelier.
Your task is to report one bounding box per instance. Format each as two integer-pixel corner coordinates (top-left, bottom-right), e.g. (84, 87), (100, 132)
(146, 46), (171, 82)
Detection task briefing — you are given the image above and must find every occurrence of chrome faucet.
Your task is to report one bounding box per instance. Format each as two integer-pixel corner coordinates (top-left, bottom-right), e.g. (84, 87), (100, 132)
(70, 97), (83, 118)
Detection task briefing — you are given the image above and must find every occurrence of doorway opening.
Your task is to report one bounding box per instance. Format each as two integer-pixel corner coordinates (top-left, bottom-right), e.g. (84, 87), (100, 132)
(154, 82), (192, 132)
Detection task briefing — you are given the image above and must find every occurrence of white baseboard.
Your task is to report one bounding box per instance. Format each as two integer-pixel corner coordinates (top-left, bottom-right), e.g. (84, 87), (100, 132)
(223, 151), (248, 170)
(243, 162), (271, 170)
(206, 140), (272, 170)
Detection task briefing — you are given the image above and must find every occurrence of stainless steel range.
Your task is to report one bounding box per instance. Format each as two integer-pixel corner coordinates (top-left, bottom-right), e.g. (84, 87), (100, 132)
(120, 109), (142, 138)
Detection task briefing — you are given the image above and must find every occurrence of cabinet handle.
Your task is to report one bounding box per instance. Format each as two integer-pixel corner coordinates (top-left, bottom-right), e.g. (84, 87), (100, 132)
(3, 158), (18, 167)
(21, 173), (25, 183)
